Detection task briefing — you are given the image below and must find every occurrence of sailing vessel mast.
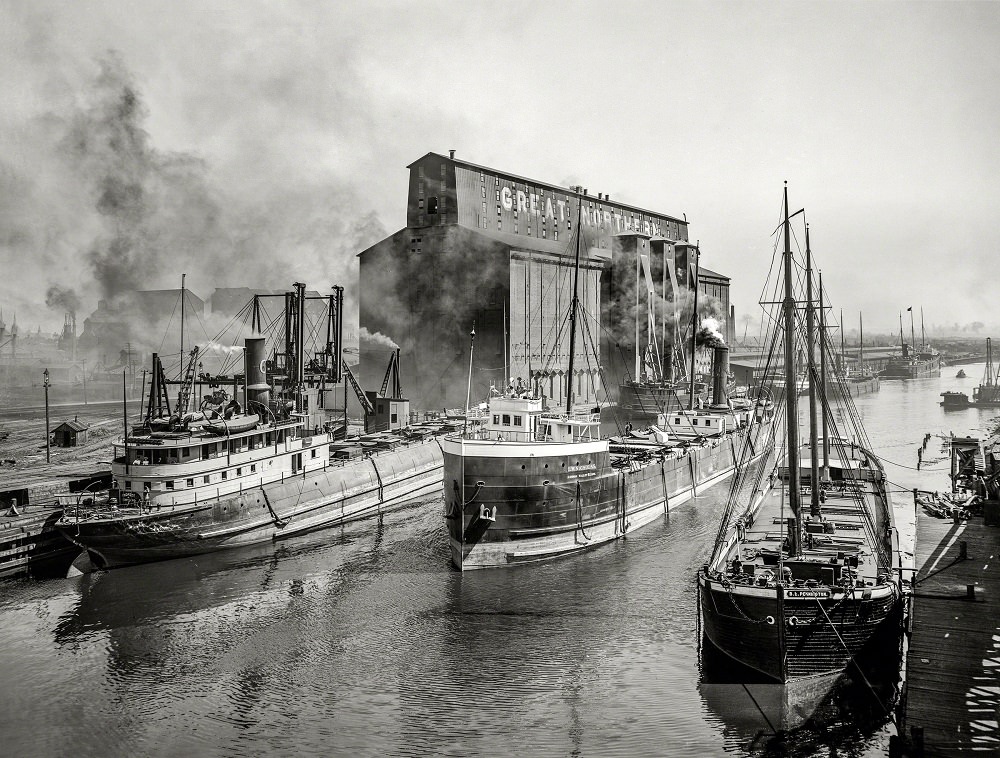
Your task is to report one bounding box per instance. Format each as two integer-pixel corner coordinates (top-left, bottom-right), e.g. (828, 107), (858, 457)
(860, 312), (865, 373)
(781, 184), (802, 554)
(819, 271), (830, 481)
(565, 189), (584, 414)
(805, 224), (821, 516)
(920, 306), (926, 350)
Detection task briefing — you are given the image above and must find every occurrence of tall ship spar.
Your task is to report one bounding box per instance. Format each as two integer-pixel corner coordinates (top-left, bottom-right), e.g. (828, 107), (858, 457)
(441, 192), (776, 570)
(881, 306), (941, 379)
(698, 186), (906, 683)
(56, 283), (447, 569)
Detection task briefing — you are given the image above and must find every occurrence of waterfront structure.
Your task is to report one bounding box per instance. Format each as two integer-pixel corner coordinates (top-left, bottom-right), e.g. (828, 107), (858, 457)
(358, 152), (732, 410)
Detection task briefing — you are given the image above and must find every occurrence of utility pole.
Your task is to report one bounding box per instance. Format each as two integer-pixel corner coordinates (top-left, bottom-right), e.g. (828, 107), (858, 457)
(43, 368), (50, 463)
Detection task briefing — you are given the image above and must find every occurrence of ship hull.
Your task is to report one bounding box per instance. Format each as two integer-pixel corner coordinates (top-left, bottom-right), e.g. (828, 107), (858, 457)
(698, 573), (901, 682)
(881, 358), (941, 379)
(443, 430), (765, 570)
(836, 375), (880, 398)
(57, 440), (444, 569)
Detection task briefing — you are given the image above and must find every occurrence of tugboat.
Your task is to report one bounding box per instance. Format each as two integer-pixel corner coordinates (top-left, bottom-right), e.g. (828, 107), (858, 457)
(698, 186), (904, 683)
(57, 283), (448, 569)
(442, 199), (775, 570)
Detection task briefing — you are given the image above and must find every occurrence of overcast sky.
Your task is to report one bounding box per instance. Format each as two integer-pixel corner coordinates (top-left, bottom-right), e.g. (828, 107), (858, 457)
(2, 1), (998, 337)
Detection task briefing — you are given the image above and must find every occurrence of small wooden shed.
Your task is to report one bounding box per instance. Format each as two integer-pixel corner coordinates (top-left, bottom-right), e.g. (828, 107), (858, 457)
(52, 419), (89, 447)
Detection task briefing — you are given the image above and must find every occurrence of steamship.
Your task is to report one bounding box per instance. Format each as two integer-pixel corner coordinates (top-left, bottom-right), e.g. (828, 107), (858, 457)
(880, 345), (941, 379)
(698, 187), (904, 683)
(442, 202), (775, 570)
(57, 284), (447, 570)
(882, 309), (940, 379)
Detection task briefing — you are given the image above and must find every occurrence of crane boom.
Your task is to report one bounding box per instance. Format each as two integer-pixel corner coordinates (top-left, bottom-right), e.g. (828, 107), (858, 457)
(342, 358), (375, 416)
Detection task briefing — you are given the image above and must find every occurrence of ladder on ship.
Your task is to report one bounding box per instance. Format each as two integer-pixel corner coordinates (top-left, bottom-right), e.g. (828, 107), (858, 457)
(176, 347), (200, 417)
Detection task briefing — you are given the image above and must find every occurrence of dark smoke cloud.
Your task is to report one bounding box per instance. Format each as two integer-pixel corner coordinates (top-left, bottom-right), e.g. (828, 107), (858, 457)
(2, 44), (385, 361)
(44, 285), (81, 315)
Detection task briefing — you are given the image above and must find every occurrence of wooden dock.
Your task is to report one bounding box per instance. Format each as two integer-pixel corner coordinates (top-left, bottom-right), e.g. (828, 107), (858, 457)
(902, 509), (1000, 756)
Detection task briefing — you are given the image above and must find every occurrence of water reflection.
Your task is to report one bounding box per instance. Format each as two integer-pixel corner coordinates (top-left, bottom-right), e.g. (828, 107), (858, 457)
(699, 622), (904, 756)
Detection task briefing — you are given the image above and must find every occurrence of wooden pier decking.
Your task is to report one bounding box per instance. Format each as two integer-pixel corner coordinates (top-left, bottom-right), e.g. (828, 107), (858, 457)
(903, 509), (1000, 756)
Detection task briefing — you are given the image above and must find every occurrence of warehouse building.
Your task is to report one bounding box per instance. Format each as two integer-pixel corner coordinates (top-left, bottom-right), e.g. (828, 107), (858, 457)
(358, 151), (732, 410)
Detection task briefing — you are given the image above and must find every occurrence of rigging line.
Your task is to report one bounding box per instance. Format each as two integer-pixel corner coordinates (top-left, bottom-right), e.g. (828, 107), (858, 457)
(577, 304), (625, 436)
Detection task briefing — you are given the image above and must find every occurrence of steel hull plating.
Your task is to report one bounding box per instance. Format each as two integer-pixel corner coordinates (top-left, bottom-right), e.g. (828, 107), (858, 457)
(881, 358), (940, 379)
(443, 431), (763, 569)
(698, 574), (900, 682)
(836, 375), (880, 398)
(58, 442), (443, 568)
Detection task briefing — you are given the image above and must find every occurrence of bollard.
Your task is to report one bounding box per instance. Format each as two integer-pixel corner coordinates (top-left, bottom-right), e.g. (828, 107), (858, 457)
(959, 540), (968, 560)
(967, 584), (977, 600)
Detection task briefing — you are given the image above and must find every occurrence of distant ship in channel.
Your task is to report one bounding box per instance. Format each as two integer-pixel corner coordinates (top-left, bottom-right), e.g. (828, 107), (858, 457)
(698, 186), (906, 683)
(881, 307), (941, 379)
(442, 197), (776, 570)
(57, 283), (447, 570)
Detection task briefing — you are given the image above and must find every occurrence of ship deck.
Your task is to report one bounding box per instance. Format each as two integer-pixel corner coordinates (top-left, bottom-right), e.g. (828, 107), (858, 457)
(727, 454), (884, 587)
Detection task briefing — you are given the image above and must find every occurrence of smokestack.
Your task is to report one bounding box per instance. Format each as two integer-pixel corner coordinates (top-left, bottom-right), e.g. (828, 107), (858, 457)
(712, 345), (730, 406)
(449, 149), (455, 159)
(245, 337), (270, 406)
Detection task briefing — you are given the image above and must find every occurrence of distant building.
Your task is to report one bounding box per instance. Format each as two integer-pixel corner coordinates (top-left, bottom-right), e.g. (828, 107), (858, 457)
(358, 151), (732, 409)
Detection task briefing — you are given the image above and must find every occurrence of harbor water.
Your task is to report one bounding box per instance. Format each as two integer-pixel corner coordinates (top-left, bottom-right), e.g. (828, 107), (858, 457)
(0, 366), (996, 757)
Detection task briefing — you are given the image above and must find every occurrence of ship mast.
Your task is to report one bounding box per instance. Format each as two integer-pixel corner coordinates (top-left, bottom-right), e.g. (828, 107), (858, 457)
(688, 243), (700, 410)
(805, 224), (821, 516)
(840, 308), (845, 377)
(819, 271), (830, 481)
(565, 188), (584, 415)
(920, 306), (926, 350)
(860, 312), (865, 372)
(294, 282), (306, 413)
(781, 184), (802, 554)
(180, 273), (186, 380)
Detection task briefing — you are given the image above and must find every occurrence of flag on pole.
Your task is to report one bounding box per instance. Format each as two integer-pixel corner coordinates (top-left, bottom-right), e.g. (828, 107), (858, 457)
(907, 306), (912, 311)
